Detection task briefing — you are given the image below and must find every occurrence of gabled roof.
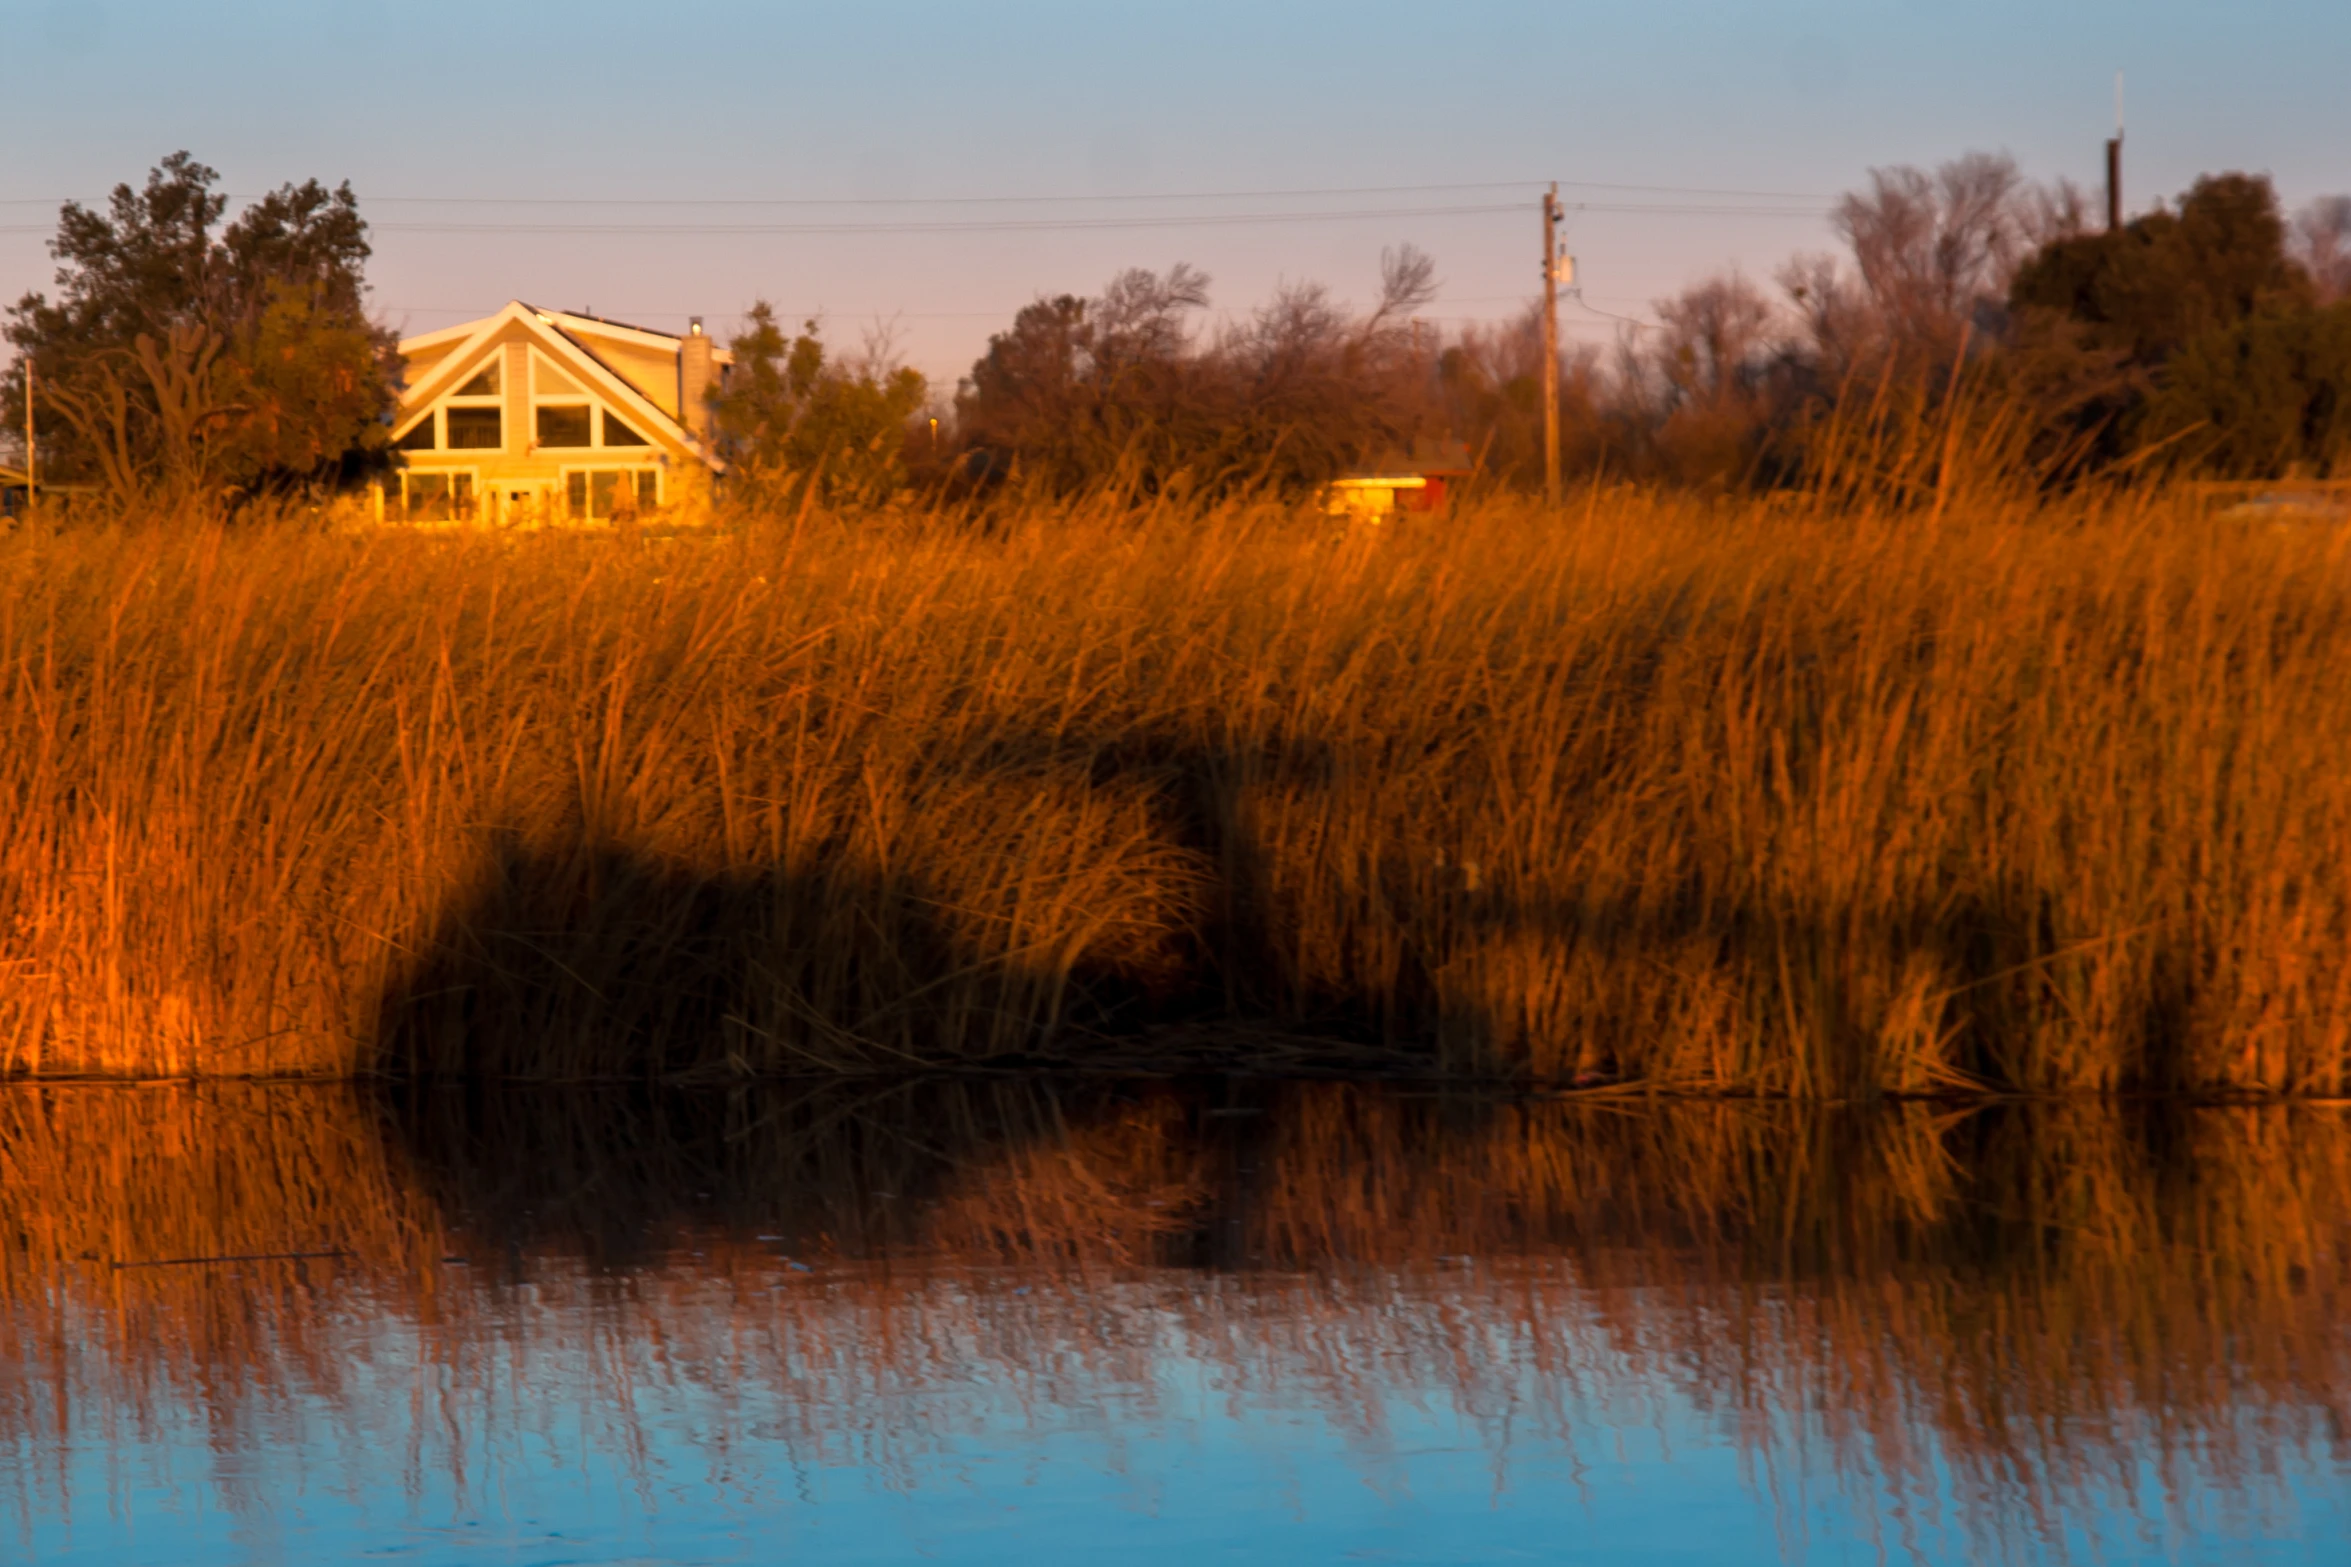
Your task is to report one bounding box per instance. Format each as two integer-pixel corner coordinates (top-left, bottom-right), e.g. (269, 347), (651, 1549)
(535, 307), (735, 365)
(394, 301), (727, 472)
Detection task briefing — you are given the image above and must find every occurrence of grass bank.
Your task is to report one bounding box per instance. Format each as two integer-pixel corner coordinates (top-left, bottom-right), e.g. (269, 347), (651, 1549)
(2, 486), (2348, 1089)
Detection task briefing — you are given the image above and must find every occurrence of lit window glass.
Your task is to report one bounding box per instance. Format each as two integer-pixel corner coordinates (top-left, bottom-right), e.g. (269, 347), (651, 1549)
(404, 473), (452, 521)
(537, 405), (591, 448)
(400, 472), (475, 520)
(602, 411), (649, 447)
(446, 408), (502, 449)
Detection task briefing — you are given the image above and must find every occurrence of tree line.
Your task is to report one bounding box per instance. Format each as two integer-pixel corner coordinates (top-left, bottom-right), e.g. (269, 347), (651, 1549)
(10, 151), (2351, 509)
(942, 156), (2351, 497)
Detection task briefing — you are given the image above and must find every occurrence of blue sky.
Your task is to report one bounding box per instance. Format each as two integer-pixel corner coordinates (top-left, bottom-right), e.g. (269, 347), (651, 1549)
(3, 0), (2345, 385)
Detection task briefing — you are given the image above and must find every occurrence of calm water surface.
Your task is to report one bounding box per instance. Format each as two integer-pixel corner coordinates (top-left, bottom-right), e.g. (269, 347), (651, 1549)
(5, 1082), (2348, 1564)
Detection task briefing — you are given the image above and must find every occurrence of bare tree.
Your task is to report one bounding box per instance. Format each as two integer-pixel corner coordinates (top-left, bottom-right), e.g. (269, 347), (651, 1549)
(1364, 243), (1440, 336)
(1650, 273), (1779, 406)
(1092, 263), (1211, 369)
(1776, 253), (1873, 381)
(2021, 178), (2096, 249)
(1834, 152), (2033, 357)
(2295, 196), (2351, 304)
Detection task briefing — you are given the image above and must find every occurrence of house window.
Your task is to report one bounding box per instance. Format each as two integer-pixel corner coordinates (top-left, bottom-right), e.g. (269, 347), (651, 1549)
(395, 412), (437, 450)
(602, 410), (649, 447)
(400, 472), (474, 521)
(454, 362), (500, 397)
(566, 469), (660, 519)
(534, 356), (585, 397)
(446, 407), (502, 449)
(536, 405), (592, 448)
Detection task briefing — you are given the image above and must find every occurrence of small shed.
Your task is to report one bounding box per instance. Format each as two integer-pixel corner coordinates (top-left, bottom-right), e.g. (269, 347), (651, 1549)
(1322, 439), (1474, 521)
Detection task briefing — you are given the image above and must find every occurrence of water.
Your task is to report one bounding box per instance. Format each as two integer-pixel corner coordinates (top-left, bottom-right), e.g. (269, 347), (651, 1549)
(5, 1082), (2348, 1564)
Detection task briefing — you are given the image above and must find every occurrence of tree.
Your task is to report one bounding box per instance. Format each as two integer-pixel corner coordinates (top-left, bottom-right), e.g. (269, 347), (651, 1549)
(2295, 196), (2351, 305)
(2006, 172), (2335, 476)
(3, 152), (395, 503)
(710, 303), (927, 506)
(1833, 153), (2033, 362)
(958, 266), (1213, 492)
(957, 250), (1446, 496)
(2142, 302), (2351, 477)
(2010, 173), (2310, 365)
(1632, 273), (1782, 486)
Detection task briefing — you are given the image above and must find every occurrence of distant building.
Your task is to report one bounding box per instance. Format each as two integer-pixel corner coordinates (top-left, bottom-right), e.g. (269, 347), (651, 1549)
(1322, 439), (1474, 521)
(383, 303), (732, 524)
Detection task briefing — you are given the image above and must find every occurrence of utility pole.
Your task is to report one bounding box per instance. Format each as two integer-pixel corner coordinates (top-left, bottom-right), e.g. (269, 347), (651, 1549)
(20, 359), (31, 516)
(1541, 182), (1561, 509)
(2105, 71), (2124, 232)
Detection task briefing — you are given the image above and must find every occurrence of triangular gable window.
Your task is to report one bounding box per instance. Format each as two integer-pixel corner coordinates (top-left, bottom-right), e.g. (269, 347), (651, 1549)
(602, 411), (649, 447)
(534, 355), (585, 398)
(454, 361), (500, 397)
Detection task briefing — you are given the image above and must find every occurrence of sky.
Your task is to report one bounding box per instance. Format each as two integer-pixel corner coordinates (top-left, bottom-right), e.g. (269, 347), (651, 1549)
(2, 0), (2347, 389)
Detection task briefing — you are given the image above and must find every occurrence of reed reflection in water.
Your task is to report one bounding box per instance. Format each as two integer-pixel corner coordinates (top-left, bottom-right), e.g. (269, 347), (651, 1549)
(4, 1081), (2348, 1564)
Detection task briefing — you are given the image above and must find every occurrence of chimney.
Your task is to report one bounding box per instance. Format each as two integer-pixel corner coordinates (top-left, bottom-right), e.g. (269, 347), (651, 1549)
(680, 316), (714, 445)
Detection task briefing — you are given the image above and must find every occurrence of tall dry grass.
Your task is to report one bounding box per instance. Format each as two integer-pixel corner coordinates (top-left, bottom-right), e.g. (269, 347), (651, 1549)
(3, 478), (2350, 1089)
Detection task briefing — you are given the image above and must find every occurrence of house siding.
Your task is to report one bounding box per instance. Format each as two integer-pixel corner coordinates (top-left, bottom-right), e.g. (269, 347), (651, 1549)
(503, 342), (529, 457)
(574, 335), (683, 420)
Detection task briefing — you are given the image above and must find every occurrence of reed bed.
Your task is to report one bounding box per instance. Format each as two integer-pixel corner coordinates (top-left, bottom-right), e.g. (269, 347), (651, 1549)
(3, 481), (2350, 1089)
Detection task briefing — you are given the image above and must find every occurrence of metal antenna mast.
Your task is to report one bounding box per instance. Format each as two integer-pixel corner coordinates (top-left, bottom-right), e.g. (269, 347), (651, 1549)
(2106, 71), (2125, 232)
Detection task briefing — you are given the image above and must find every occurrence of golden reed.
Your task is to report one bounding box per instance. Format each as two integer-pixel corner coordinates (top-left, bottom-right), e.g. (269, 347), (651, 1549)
(2, 481), (2348, 1089)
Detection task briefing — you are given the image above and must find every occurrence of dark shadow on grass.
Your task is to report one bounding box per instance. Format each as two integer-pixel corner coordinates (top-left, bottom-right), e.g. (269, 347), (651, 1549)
(369, 718), (2207, 1092)
(367, 723), (1498, 1082)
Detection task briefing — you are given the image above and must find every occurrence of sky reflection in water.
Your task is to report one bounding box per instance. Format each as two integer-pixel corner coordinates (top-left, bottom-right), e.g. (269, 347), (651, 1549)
(6, 1082), (2349, 1564)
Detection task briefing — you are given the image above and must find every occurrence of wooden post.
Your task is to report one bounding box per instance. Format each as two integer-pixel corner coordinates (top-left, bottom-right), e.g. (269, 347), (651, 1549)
(1542, 183), (1561, 509)
(21, 358), (32, 515)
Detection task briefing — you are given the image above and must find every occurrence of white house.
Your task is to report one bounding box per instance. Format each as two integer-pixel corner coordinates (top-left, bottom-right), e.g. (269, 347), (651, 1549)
(383, 303), (732, 524)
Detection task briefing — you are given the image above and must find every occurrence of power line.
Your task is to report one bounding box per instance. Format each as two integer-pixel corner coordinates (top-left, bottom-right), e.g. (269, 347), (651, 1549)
(0, 175), (1839, 210)
(0, 199), (1828, 240)
(348, 177), (1840, 206)
(0, 204), (1824, 240)
(353, 201), (1827, 239)
(366, 202), (1526, 236)
(1563, 293), (1663, 332)
(0, 180), (1534, 209)
(342, 181), (1548, 208)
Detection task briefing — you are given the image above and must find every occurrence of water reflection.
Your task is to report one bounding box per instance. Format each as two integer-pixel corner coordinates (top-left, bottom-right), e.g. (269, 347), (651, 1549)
(3, 1082), (2347, 1563)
